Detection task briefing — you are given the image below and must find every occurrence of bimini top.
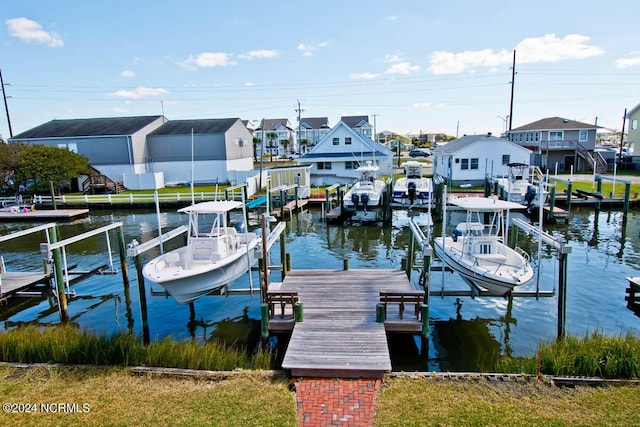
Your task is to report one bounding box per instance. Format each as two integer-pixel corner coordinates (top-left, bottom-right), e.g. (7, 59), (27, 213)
(449, 197), (525, 211)
(178, 200), (243, 214)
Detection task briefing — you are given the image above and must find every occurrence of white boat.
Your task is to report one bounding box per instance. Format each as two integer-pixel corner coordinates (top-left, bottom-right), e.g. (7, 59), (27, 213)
(495, 163), (547, 208)
(433, 197), (534, 296)
(142, 200), (261, 305)
(392, 160), (433, 206)
(343, 162), (386, 222)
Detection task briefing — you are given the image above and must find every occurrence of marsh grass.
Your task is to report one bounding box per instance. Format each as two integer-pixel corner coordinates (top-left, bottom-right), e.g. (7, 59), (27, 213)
(0, 325), (271, 370)
(497, 331), (640, 379)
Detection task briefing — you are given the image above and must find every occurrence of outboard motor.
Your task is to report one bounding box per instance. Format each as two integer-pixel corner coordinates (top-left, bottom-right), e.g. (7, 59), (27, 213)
(525, 185), (536, 208)
(351, 193), (360, 209)
(407, 182), (417, 205)
(360, 193), (370, 211)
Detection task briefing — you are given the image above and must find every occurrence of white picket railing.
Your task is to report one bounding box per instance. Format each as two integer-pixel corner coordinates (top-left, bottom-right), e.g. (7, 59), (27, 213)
(0, 191), (229, 207)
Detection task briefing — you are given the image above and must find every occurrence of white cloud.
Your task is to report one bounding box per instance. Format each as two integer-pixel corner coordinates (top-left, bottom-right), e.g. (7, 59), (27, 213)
(516, 34), (603, 63)
(112, 107), (130, 113)
(238, 49), (280, 60)
(385, 62), (420, 75)
(109, 86), (168, 99)
(412, 102), (432, 108)
(428, 33), (604, 75)
(120, 70), (136, 78)
(385, 53), (402, 63)
(297, 41), (328, 57)
(350, 72), (380, 80)
(615, 56), (640, 69)
(179, 52), (234, 70)
(387, 15), (399, 22)
(244, 82), (256, 87)
(6, 17), (63, 47)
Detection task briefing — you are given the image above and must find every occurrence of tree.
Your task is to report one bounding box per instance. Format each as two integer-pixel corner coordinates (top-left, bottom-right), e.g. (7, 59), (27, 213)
(266, 132), (277, 162)
(281, 139), (290, 156)
(16, 144), (91, 194)
(252, 136), (261, 162)
(0, 142), (27, 193)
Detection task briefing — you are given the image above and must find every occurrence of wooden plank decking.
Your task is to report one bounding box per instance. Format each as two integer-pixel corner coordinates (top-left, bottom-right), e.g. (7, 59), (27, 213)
(1, 272), (51, 300)
(0, 209), (89, 222)
(278, 269), (418, 378)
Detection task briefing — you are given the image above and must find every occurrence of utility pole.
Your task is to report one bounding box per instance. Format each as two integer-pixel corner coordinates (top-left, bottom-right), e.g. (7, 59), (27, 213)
(372, 114), (378, 142)
(0, 69), (13, 138)
(295, 100), (305, 153)
(619, 108), (627, 162)
(508, 50), (516, 131)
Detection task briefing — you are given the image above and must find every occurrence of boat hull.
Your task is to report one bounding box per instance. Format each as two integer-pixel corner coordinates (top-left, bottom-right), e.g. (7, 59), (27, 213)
(392, 177), (432, 206)
(433, 237), (533, 296)
(142, 238), (260, 305)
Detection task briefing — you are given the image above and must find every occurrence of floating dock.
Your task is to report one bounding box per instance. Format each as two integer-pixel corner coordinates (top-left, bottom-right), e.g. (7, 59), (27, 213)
(272, 269), (424, 378)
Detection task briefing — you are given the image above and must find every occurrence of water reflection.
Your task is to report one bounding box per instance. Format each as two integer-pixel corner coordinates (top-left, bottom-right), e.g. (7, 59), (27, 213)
(1, 207), (640, 372)
(431, 297), (516, 372)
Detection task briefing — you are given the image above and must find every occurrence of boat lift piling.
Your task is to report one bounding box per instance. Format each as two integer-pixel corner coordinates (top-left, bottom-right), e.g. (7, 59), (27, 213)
(40, 222), (130, 323)
(595, 174), (632, 226)
(512, 218), (571, 339)
(127, 225), (189, 344)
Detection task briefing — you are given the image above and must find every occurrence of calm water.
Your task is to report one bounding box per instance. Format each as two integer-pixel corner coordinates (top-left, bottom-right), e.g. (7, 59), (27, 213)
(1, 205), (639, 372)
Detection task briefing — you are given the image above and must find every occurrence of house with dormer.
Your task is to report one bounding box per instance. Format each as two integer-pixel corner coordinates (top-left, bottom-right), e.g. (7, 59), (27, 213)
(255, 118), (296, 158)
(298, 120), (393, 186)
(297, 117), (330, 153)
(341, 115), (374, 138)
(505, 117), (606, 173)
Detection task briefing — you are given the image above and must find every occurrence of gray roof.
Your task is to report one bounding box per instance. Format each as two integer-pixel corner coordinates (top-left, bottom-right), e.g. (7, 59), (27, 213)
(148, 118), (240, 135)
(510, 117), (599, 132)
(341, 115), (370, 128)
(435, 134), (505, 154)
(257, 118), (292, 131)
(300, 117), (329, 129)
(12, 115), (163, 139)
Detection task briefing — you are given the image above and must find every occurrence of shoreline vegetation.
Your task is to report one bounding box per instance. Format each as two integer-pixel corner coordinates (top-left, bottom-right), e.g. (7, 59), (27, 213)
(2, 326), (640, 425)
(2, 326), (640, 379)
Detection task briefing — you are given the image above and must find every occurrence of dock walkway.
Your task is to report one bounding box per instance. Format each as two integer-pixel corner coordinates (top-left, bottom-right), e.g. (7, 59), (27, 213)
(277, 269), (419, 378)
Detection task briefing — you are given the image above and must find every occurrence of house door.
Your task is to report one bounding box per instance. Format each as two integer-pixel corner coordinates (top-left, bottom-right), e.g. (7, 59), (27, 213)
(564, 155), (574, 172)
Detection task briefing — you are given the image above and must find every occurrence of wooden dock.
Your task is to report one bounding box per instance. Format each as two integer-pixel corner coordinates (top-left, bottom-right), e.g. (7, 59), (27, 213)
(275, 269), (423, 378)
(0, 272), (51, 302)
(0, 209), (89, 222)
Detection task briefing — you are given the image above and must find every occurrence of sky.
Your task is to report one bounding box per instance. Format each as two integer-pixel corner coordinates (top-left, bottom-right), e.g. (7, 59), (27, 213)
(1, 0), (639, 140)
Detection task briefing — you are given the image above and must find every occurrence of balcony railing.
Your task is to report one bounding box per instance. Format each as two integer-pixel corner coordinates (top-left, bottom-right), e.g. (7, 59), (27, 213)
(513, 139), (597, 151)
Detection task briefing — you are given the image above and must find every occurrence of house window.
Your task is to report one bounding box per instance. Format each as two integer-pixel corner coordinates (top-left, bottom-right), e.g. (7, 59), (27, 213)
(579, 129), (588, 142)
(345, 161), (358, 169)
(549, 131), (563, 141)
(345, 137), (352, 145)
(332, 137), (339, 145)
(632, 119), (638, 130)
(461, 159), (469, 170)
(317, 162), (332, 170)
(470, 158), (479, 170)
(502, 155), (510, 165)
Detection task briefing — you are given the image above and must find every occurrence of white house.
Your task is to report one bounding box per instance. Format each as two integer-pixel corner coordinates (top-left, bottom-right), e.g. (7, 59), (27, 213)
(433, 134), (532, 186)
(298, 120), (393, 186)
